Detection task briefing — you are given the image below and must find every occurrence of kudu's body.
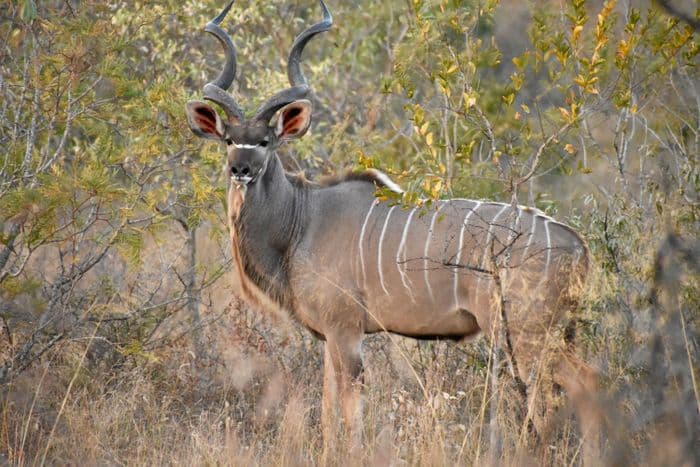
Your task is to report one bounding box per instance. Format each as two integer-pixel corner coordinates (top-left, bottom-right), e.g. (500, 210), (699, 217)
(186, 0), (600, 458)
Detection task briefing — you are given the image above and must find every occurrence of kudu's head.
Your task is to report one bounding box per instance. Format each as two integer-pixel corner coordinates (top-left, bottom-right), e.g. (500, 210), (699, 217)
(185, 1), (332, 186)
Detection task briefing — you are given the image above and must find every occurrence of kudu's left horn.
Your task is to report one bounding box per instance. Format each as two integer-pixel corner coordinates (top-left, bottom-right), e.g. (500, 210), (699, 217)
(202, 0), (245, 122)
(253, 0), (333, 123)
(287, 0), (333, 88)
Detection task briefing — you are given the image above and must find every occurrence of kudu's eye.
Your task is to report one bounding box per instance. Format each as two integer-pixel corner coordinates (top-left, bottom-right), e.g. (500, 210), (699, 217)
(225, 138), (233, 146)
(259, 139), (269, 148)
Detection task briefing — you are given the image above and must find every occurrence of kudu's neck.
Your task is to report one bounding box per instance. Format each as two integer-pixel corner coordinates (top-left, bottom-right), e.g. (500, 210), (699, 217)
(233, 153), (308, 309)
(239, 153), (307, 243)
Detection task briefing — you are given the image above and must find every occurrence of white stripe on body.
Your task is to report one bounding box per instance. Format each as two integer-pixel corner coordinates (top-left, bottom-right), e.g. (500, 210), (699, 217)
(359, 200), (378, 291)
(543, 220), (552, 277)
(534, 219), (553, 293)
(475, 204), (510, 296)
(423, 202), (445, 302)
(396, 208), (417, 303)
(450, 198), (573, 231)
(521, 212), (538, 265)
(451, 198), (543, 215)
(514, 205), (523, 231)
(453, 201), (482, 309)
(497, 206), (523, 304)
(377, 206), (396, 296)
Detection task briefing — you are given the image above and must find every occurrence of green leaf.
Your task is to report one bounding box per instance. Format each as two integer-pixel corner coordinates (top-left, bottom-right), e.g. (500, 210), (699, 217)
(21, 0), (36, 23)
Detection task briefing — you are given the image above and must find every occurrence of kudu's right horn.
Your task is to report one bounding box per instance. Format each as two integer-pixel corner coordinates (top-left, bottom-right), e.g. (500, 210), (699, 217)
(202, 0), (245, 123)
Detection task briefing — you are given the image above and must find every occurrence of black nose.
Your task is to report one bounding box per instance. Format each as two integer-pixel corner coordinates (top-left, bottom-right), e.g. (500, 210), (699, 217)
(231, 163), (251, 176)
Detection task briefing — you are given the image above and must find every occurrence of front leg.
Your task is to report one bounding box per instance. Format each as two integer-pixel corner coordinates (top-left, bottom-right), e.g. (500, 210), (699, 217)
(325, 332), (365, 451)
(322, 341), (339, 454)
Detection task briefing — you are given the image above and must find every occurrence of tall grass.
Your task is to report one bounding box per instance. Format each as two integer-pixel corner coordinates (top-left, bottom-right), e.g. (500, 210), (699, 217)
(2, 241), (697, 466)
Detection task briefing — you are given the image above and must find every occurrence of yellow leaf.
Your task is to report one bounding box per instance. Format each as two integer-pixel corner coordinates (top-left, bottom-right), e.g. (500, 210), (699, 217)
(426, 132), (434, 146)
(570, 101), (580, 119)
(464, 94), (476, 109)
(558, 107), (570, 120)
(432, 178), (443, 196)
(564, 144), (576, 154)
(521, 103), (530, 114)
(616, 39), (630, 62)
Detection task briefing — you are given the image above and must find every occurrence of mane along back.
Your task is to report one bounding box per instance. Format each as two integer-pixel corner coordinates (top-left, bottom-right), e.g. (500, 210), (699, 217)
(287, 168), (404, 193)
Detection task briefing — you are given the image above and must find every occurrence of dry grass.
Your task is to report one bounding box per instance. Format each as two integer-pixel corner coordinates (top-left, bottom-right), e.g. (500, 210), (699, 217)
(1, 208), (697, 467)
(1, 218), (698, 467)
(2, 279), (696, 467)
(1, 0), (697, 464)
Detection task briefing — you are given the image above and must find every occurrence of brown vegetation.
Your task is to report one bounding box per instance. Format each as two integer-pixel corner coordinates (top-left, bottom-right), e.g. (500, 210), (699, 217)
(1, 0), (698, 465)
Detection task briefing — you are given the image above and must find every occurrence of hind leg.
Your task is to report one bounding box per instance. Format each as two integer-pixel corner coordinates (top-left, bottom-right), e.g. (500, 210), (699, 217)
(553, 350), (601, 466)
(509, 328), (560, 446)
(514, 336), (601, 466)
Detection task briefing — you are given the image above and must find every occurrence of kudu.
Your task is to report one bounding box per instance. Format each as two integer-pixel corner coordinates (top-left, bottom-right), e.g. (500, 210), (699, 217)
(185, 0), (600, 457)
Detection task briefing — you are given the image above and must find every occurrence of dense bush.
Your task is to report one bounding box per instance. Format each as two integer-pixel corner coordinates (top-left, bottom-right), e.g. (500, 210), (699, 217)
(1, 0), (697, 465)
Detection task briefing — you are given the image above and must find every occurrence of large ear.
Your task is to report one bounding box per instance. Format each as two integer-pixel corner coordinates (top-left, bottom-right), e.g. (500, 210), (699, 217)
(185, 100), (226, 140)
(275, 100), (312, 140)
